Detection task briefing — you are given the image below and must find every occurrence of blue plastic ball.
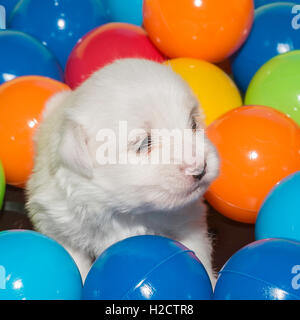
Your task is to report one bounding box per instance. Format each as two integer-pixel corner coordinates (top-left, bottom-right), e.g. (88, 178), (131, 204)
(0, 30), (63, 84)
(0, 0), (19, 20)
(232, 2), (300, 92)
(214, 239), (300, 300)
(83, 235), (213, 300)
(256, 171), (300, 243)
(9, 0), (108, 69)
(102, 0), (143, 26)
(255, 0), (297, 9)
(0, 230), (82, 300)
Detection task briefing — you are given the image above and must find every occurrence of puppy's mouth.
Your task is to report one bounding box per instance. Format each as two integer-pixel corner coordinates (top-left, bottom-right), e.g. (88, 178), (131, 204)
(193, 162), (207, 181)
(186, 162), (208, 196)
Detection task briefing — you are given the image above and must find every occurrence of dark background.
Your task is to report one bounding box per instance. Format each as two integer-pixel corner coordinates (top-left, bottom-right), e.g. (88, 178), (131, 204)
(0, 185), (255, 272)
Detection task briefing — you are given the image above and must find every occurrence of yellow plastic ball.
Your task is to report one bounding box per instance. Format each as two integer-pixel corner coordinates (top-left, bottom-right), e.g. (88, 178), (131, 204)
(165, 58), (242, 125)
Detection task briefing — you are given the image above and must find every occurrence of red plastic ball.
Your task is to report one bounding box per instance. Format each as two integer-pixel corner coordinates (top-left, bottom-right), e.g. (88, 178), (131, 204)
(65, 23), (165, 89)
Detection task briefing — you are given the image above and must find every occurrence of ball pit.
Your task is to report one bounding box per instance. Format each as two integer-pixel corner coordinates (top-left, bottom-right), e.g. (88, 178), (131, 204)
(9, 0), (108, 68)
(0, 30), (63, 85)
(205, 106), (300, 224)
(256, 171), (300, 243)
(0, 76), (70, 187)
(0, 230), (82, 300)
(0, 0), (299, 302)
(245, 50), (300, 126)
(83, 235), (213, 300)
(65, 22), (165, 89)
(102, 0), (143, 26)
(143, 0), (254, 63)
(165, 58), (242, 125)
(232, 3), (300, 92)
(214, 239), (300, 300)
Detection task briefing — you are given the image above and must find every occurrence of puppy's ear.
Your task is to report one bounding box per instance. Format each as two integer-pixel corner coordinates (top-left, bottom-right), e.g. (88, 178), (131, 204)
(59, 120), (93, 179)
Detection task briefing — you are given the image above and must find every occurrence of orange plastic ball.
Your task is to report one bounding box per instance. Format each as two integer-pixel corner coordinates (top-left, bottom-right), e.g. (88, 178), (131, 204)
(205, 106), (300, 224)
(143, 0), (254, 63)
(0, 76), (70, 187)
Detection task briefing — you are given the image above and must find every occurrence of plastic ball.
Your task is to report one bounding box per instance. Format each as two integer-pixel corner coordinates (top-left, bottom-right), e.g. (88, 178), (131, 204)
(65, 22), (165, 89)
(102, 0), (143, 26)
(9, 0), (108, 69)
(83, 235), (213, 300)
(0, 30), (63, 85)
(205, 106), (300, 224)
(0, 230), (82, 300)
(256, 172), (300, 243)
(143, 0), (254, 63)
(232, 3), (300, 92)
(245, 50), (300, 126)
(0, 161), (5, 209)
(165, 58), (242, 125)
(0, 0), (19, 20)
(255, 0), (296, 9)
(214, 239), (300, 300)
(0, 76), (70, 187)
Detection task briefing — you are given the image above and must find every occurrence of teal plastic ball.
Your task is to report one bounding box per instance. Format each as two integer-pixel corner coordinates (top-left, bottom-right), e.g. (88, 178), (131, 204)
(102, 0), (143, 26)
(0, 230), (82, 300)
(256, 171), (300, 243)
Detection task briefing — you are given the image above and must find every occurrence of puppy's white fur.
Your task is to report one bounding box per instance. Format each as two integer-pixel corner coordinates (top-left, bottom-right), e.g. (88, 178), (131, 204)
(26, 59), (219, 284)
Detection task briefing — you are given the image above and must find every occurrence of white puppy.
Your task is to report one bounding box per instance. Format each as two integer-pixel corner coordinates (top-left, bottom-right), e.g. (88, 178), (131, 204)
(26, 59), (219, 284)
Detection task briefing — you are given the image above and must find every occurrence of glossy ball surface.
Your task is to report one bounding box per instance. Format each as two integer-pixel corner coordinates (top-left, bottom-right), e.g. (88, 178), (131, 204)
(205, 106), (300, 224)
(102, 0), (143, 25)
(0, 230), (82, 300)
(232, 3), (300, 92)
(165, 58), (242, 125)
(9, 0), (108, 68)
(65, 22), (165, 89)
(256, 171), (300, 243)
(214, 239), (300, 300)
(83, 235), (213, 300)
(143, 0), (254, 62)
(255, 0), (296, 8)
(0, 76), (70, 186)
(245, 50), (300, 126)
(0, 30), (63, 85)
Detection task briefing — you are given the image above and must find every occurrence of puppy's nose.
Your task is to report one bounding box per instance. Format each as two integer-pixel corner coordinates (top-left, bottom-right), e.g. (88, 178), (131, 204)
(193, 162), (207, 181)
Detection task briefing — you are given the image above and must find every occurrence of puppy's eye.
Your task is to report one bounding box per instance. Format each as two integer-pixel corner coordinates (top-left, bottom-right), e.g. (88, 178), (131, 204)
(191, 117), (198, 131)
(137, 134), (151, 153)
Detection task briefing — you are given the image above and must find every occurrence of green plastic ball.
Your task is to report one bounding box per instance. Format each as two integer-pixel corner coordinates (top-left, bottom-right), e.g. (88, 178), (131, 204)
(245, 50), (300, 126)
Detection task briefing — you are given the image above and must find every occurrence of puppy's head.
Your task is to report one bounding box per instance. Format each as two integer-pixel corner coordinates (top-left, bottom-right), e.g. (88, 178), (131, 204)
(58, 59), (219, 213)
